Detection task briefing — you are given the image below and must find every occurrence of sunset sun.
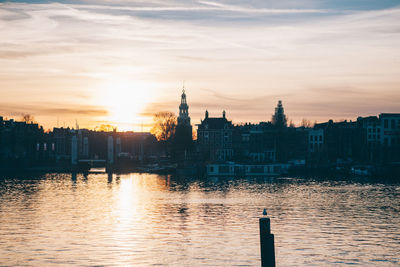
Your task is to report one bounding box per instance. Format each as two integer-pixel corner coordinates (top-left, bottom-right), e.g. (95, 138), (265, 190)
(97, 79), (155, 131)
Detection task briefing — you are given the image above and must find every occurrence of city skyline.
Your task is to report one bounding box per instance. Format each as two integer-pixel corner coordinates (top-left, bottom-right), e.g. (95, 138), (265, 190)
(1, 0), (400, 131)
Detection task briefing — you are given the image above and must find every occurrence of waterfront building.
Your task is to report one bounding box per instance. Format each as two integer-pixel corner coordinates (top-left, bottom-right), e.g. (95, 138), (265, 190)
(197, 110), (234, 161)
(358, 116), (381, 146)
(380, 113), (400, 147)
(314, 120), (362, 163)
(233, 123), (277, 163)
(308, 129), (324, 152)
(380, 113), (400, 162)
(0, 117), (46, 168)
(52, 127), (74, 161)
(357, 116), (381, 162)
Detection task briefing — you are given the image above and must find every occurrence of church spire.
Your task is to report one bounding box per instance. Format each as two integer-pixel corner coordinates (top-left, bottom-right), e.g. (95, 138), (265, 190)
(178, 85), (190, 127)
(181, 85), (187, 105)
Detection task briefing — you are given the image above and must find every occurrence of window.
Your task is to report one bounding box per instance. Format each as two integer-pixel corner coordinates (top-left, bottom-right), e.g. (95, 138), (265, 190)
(319, 135), (322, 142)
(391, 119), (395, 129)
(384, 119), (388, 129)
(310, 135), (313, 142)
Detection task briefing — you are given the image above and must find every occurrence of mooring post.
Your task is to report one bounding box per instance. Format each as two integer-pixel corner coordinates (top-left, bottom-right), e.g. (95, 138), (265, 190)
(259, 209), (276, 267)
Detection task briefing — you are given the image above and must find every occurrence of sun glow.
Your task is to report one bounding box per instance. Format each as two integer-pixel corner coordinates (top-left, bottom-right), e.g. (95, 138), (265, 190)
(97, 79), (155, 131)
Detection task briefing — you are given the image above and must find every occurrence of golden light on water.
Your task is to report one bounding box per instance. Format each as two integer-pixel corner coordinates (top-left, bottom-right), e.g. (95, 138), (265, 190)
(96, 79), (156, 131)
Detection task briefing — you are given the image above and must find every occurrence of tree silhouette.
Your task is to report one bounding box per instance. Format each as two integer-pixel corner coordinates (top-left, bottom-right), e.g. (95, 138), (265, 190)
(301, 118), (313, 128)
(151, 112), (177, 157)
(271, 100), (287, 128)
(150, 111), (177, 142)
(21, 114), (35, 123)
(95, 124), (117, 132)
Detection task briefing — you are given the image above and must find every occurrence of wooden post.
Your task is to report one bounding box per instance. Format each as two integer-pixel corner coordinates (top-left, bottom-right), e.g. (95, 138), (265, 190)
(259, 217), (276, 267)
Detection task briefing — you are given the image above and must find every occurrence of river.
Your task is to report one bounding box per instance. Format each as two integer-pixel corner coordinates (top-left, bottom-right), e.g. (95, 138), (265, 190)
(0, 173), (399, 266)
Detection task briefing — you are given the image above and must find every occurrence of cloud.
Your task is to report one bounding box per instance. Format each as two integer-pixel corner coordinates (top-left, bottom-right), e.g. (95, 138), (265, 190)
(0, 102), (108, 117)
(0, 1), (399, 129)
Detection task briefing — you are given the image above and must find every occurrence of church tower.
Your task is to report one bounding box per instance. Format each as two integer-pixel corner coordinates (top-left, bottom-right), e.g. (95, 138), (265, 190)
(178, 86), (191, 127)
(174, 85), (193, 155)
(272, 100), (287, 128)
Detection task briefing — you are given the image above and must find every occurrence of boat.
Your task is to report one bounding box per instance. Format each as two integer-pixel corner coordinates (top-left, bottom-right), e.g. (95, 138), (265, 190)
(206, 162), (290, 177)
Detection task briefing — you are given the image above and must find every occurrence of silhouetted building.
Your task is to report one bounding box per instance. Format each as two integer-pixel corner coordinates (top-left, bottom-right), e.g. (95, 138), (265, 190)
(51, 127), (74, 162)
(0, 118), (46, 168)
(177, 87), (191, 127)
(314, 120), (363, 164)
(308, 128), (324, 153)
(1, 107), (399, 172)
(272, 100), (287, 128)
(197, 110), (233, 161)
(173, 87), (193, 156)
(380, 113), (400, 162)
(233, 123), (276, 163)
(357, 116), (381, 163)
(380, 113), (400, 146)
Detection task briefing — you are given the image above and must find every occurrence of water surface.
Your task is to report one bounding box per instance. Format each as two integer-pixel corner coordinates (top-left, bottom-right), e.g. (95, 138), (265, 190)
(0, 173), (399, 266)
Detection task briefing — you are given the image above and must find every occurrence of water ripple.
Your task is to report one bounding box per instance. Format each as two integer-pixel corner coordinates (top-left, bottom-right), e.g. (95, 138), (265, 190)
(0, 174), (399, 266)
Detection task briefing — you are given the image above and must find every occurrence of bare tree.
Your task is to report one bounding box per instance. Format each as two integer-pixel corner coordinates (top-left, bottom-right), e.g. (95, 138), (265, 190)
(95, 124), (117, 132)
(192, 129), (197, 141)
(150, 111), (177, 141)
(21, 114), (35, 123)
(301, 118), (312, 128)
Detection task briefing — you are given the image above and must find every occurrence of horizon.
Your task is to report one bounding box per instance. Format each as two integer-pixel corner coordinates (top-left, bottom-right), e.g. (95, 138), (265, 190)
(0, 106), (394, 132)
(1, 0), (400, 131)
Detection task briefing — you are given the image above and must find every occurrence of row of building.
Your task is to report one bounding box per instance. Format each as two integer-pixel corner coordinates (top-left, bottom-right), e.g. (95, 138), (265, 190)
(195, 109), (400, 165)
(0, 116), (158, 169)
(1, 89), (399, 171)
(188, 96), (400, 166)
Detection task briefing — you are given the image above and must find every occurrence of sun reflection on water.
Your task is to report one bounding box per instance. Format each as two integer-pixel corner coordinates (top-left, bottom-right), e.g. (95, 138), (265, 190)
(0, 174), (399, 266)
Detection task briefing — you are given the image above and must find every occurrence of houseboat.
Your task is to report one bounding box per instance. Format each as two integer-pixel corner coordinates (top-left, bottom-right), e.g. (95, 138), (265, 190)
(206, 162), (290, 177)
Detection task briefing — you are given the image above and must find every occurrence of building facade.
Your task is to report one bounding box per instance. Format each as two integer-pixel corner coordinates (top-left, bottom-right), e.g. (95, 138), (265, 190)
(197, 110), (233, 161)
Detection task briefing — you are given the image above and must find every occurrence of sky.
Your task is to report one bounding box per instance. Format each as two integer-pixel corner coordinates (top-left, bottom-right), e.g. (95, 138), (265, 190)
(0, 0), (400, 131)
